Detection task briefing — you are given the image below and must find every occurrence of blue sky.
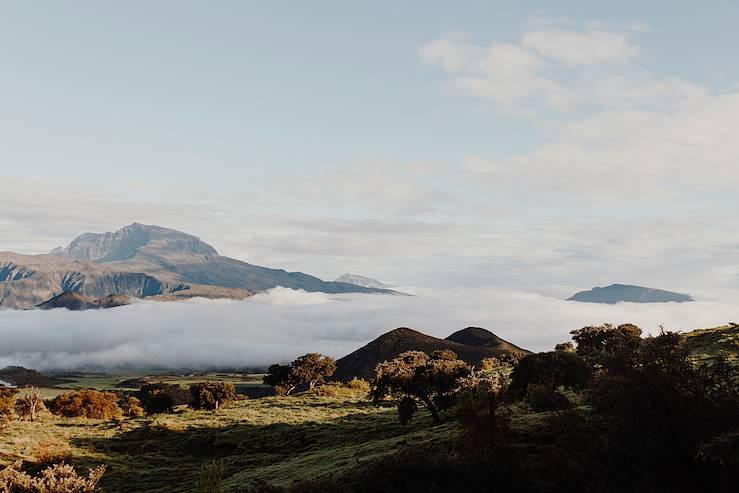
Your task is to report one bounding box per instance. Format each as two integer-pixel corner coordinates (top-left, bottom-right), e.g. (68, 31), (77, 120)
(2, 1), (739, 296)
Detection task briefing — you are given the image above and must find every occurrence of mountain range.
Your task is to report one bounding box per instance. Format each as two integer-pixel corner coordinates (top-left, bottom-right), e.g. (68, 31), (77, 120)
(0, 223), (394, 309)
(568, 284), (693, 304)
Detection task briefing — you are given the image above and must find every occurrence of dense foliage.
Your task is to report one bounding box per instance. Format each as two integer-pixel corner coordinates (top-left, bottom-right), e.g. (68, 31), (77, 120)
(135, 383), (191, 414)
(50, 389), (123, 420)
(370, 350), (471, 424)
(190, 382), (237, 411)
(263, 353), (337, 395)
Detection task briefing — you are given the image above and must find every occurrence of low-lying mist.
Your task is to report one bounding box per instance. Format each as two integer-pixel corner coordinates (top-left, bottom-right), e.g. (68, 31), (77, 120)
(0, 287), (736, 371)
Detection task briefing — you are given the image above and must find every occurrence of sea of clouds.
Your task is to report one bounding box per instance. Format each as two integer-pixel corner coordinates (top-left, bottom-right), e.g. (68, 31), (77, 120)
(0, 287), (737, 371)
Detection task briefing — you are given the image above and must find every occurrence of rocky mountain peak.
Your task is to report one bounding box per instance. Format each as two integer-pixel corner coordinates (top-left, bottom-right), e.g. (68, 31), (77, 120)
(53, 223), (219, 263)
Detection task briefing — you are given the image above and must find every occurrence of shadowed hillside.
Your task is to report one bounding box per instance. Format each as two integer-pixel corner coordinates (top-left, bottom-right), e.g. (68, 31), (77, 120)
(445, 327), (530, 354)
(333, 327), (526, 381)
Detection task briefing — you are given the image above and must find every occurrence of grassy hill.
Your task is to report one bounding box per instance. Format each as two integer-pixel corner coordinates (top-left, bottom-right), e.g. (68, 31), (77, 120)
(683, 323), (739, 365)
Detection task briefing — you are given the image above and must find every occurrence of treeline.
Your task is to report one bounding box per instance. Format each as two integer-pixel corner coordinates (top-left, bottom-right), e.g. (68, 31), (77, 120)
(255, 324), (739, 493)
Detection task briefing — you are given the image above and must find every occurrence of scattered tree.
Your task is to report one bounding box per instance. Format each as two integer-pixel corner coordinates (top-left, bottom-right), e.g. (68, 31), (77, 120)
(190, 382), (237, 411)
(136, 383), (191, 414)
(263, 353), (337, 395)
(15, 387), (44, 421)
(50, 389), (123, 420)
(370, 350), (471, 424)
(509, 350), (592, 399)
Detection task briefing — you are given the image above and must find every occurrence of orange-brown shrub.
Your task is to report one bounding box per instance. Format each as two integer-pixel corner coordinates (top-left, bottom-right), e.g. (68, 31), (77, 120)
(49, 389), (123, 420)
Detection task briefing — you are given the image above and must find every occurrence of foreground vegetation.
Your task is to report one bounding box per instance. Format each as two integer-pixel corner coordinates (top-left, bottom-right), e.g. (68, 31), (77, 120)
(0, 324), (737, 492)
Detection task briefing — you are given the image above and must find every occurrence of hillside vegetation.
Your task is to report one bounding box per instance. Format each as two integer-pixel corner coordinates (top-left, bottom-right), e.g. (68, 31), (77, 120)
(0, 324), (737, 493)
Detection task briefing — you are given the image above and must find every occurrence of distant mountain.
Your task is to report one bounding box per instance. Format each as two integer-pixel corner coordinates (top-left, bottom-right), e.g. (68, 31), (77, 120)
(568, 284), (693, 304)
(334, 274), (392, 289)
(445, 327), (530, 354)
(333, 327), (528, 381)
(36, 291), (131, 311)
(0, 223), (395, 309)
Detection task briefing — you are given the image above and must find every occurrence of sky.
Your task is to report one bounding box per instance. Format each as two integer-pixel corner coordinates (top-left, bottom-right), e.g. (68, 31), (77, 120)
(2, 1), (739, 297)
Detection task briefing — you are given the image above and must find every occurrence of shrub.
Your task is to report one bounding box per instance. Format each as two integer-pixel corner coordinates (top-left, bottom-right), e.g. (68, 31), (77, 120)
(196, 460), (224, 493)
(0, 461), (106, 492)
(346, 377), (370, 392)
(32, 440), (72, 467)
(455, 371), (510, 454)
(525, 383), (570, 412)
(121, 396), (145, 417)
(15, 387), (44, 421)
(50, 389), (123, 420)
(0, 387), (18, 426)
(136, 383), (191, 414)
(190, 382), (237, 411)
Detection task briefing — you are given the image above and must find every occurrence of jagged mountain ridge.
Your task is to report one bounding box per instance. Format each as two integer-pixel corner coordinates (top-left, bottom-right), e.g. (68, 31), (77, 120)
(0, 223), (394, 309)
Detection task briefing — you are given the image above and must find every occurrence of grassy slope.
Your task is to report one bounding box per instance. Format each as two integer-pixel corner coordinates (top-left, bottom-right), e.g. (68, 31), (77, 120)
(0, 387), (451, 493)
(683, 323), (739, 365)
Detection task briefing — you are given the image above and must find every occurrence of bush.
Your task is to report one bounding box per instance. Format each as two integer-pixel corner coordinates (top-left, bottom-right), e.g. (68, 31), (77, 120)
(15, 387), (45, 421)
(0, 461), (106, 492)
(346, 377), (370, 392)
(136, 383), (191, 414)
(190, 382), (237, 411)
(509, 351), (592, 398)
(50, 389), (123, 420)
(121, 396), (145, 417)
(525, 383), (570, 411)
(196, 460), (224, 493)
(0, 387), (18, 426)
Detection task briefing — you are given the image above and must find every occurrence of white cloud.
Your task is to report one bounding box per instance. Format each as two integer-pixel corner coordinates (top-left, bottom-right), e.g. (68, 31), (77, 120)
(420, 19), (705, 113)
(0, 288), (735, 371)
(521, 28), (639, 65)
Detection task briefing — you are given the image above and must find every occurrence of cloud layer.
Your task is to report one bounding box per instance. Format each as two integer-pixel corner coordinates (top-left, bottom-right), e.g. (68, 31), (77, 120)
(0, 288), (735, 371)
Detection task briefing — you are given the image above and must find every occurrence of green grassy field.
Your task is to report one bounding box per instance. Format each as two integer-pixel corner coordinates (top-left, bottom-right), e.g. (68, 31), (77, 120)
(0, 385), (451, 493)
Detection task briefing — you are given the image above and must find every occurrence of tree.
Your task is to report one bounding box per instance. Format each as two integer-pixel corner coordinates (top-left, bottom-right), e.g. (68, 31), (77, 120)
(263, 353), (337, 395)
(370, 350), (471, 424)
(49, 389), (123, 420)
(190, 382), (237, 411)
(263, 364), (295, 396)
(15, 387), (43, 421)
(570, 323), (642, 369)
(508, 350), (592, 399)
(135, 383), (191, 414)
(289, 353), (336, 390)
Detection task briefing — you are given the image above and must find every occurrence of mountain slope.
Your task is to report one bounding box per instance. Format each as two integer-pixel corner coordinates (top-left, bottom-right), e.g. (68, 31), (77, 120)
(445, 327), (530, 354)
(0, 223), (394, 309)
(333, 327), (525, 381)
(568, 284), (693, 304)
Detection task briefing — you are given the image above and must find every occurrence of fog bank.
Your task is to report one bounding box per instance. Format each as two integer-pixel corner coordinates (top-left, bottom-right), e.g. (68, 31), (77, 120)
(0, 287), (736, 371)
